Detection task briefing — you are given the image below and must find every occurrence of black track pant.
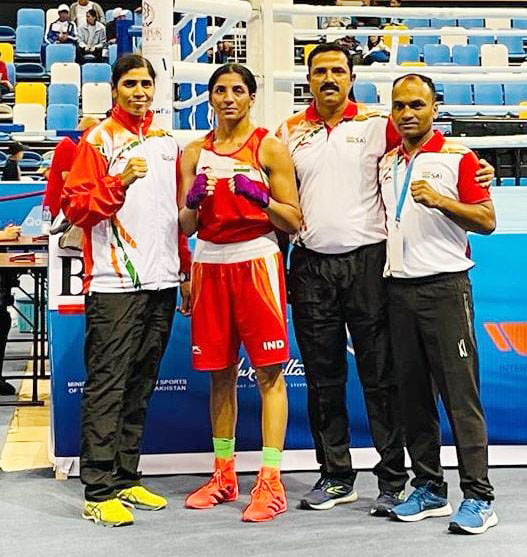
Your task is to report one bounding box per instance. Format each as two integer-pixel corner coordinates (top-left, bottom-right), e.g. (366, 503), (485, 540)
(387, 271), (494, 501)
(81, 288), (177, 502)
(290, 242), (407, 491)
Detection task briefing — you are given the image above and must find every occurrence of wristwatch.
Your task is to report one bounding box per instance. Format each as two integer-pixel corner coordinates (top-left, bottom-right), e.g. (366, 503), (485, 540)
(179, 272), (191, 283)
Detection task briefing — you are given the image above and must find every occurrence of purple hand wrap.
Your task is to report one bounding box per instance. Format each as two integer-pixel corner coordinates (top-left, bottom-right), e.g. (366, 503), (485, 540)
(233, 174), (270, 208)
(186, 173), (208, 210)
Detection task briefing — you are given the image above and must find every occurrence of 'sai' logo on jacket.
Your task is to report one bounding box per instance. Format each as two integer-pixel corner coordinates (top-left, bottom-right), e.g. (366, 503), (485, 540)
(484, 322), (527, 357)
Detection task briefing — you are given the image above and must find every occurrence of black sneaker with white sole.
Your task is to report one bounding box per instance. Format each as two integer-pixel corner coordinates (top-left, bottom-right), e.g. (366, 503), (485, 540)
(370, 490), (406, 516)
(300, 477), (358, 510)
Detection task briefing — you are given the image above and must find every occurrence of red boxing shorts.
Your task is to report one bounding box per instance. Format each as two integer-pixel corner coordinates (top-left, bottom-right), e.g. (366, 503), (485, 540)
(191, 252), (289, 371)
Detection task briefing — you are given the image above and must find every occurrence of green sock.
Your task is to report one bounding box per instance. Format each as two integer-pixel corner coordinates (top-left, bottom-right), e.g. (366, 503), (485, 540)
(262, 446), (282, 469)
(213, 437), (235, 460)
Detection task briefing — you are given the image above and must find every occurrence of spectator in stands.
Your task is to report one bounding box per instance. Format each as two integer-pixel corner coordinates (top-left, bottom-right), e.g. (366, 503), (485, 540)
(335, 33), (364, 62)
(70, 0), (105, 29)
(77, 8), (106, 63)
(106, 7), (127, 44)
(357, 0), (382, 28)
(44, 116), (100, 219)
(207, 40), (235, 64)
(0, 51), (13, 101)
(46, 4), (77, 44)
(363, 35), (390, 64)
(0, 226), (22, 397)
(1, 143), (25, 181)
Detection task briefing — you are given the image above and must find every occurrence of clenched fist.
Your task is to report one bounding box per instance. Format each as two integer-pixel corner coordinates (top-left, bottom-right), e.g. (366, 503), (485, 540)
(121, 157), (148, 186)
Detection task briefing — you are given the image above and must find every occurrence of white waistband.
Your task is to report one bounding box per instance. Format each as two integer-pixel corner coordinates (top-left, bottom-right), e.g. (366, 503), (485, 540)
(193, 232), (279, 264)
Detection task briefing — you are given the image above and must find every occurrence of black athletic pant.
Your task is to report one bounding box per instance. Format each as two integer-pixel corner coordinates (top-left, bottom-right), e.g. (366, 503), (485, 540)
(289, 242), (408, 491)
(81, 288), (178, 502)
(387, 271), (494, 501)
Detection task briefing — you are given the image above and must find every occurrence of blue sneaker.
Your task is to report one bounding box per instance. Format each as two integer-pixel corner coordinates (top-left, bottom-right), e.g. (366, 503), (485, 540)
(300, 477), (358, 510)
(390, 486), (452, 522)
(449, 499), (498, 535)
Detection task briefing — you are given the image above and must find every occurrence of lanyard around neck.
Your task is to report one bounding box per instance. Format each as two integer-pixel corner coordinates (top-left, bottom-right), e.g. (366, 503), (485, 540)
(392, 153), (418, 223)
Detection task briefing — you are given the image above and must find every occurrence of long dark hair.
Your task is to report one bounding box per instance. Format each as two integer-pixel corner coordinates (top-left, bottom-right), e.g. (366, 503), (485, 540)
(112, 54), (156, 88)
(207, 63), (257, 96)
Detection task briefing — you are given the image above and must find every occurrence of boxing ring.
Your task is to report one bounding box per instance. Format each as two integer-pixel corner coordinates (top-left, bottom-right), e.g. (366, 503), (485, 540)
(48, 0), (527, 477)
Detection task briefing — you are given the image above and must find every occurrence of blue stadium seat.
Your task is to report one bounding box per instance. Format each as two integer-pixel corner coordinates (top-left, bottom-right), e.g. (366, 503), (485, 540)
(520, 178), (527, 186)
(18, 150), (42, 169)
(15, 62), (46, 79)
(134, 12), (142, 26)
(6, 62), (15, 84)
(108, 44), (118, 66)
(430, 18), (457, 28)
(468, 35), (494, 50)
(0, 26), (16, 43)
(503, 83), (527, 105)
(48, 83), (79, 106)
(47, 103), (79, 131)
(353, 82), (378, 103)
(0, 151), (7, 168)
(452, 44), (479, 66)
(17, 8), (45, 29)
(459, 19), (484, 28)
(15, 25), (44, 59)
(498, 36), (526, 59)
(473, 83), (506, 115)
(82, 63), (112, 83)
(512, 19), (527, 29)
(412, 34), (439, 57)
(443, 82), (477, 115)
(46, 43), (76, 72)
(404, 19), (430, 28)
(423, 44), (450, 65)
(397, 45), (420, 64)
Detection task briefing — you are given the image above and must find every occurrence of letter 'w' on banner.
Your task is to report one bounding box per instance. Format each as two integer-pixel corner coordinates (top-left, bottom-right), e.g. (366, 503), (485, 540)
(484, 322), (527, 357)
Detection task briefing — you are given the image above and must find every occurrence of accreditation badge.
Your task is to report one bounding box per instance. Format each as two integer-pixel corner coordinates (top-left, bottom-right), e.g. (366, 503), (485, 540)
(387, 224), (404, 272)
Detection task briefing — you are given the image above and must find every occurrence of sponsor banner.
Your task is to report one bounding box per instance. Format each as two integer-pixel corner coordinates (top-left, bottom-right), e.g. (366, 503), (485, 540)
(50, 233), (527, 465)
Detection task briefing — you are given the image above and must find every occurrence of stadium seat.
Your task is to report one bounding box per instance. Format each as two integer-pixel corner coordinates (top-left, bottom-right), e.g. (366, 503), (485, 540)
(485, 18), (511, 29)
(503, 83), (527, 106)
(15, 25), (44, 59)
(498, 36), (526, 60)
(473, 83), (506, 115)
(0, 43), (14, 64)
(403, 19), (429, 28)
(50, 63), (81, 89)
(82, 63), (112, 84)
(108, 44), (118, 66)
(468, 35), (495, 50)
(17, 8), (45, 29)
(0, 151), (7, 168)
(452, 45), (479, 66)
(481, 44), (509, 66)
(412, 34), (439, 57)
(12, 103), (46, 141)
(47, 103), (79, 131)
(48, 83), (79, 106)
(18, 150), (43, 169)
(0, 26), (16, 43)
(512, 19), (527, 29)
(15, 62), (46, 79)
(6, 62), (15, 85)
(397, 44), (420, 64)
(383, 24), (410, 49)
(0, 104), (13, 121)
(430, 18), (456, 28)
(423, 44), (450, 65)
(45, 43), (76, 72)
(440, 27), (467, 49)
(443, 83), (477, 115)
(459, 19), (484, 28)
(134, 12), (142, 26)
(82, 82), (112, 117)
(353, 82), (378, 103)
(15, 82), (47, 108)
(46, 9), (59, 30)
